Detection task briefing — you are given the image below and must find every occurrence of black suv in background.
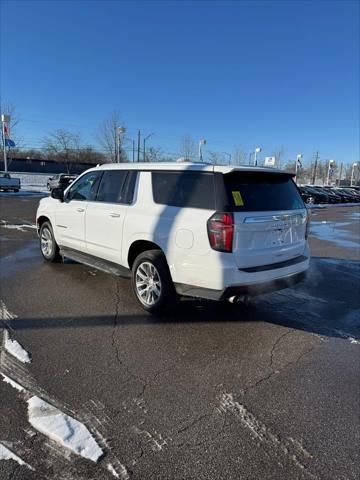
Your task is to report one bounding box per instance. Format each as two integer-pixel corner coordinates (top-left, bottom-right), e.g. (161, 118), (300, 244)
(47, 174), (77, 191)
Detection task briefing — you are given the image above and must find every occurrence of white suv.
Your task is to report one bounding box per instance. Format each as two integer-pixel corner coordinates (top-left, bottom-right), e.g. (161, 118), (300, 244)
(36, 163), (310, 312)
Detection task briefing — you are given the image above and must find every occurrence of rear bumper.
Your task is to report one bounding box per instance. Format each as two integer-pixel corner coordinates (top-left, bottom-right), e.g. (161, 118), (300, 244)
(175, 269), (307, 301)
(221, 270), (306, 299)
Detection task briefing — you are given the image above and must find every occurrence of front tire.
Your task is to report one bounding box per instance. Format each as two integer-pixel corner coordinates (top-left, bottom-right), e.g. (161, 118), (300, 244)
(39, 221), (62, 263)
(131, 250), (178, 313)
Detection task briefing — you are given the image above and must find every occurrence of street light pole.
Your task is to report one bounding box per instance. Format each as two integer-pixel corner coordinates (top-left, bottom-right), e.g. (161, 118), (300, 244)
(253, 147), (261, 166)
(198, 139), (206, 162)
(117, 127), (125, 163)
(350, 162), (358, 186)
(1, 114), (10, 173)
(143, 133), (154, 162)
(326, 159), (335, 186)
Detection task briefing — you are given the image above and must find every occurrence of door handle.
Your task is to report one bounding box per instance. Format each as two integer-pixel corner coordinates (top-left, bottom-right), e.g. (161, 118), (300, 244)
(76, 208), (85, 212)
(109, 213), (120, 218)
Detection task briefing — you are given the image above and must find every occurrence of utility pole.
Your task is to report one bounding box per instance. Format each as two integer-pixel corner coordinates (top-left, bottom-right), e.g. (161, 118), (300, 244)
(132, 140), (135, 162)
(338, 162), (343, 187)
(311, 151), (319, 185)
(143, 133), (154, 162)
(137, 130), (141, 162)
(114, 126), (118, 163)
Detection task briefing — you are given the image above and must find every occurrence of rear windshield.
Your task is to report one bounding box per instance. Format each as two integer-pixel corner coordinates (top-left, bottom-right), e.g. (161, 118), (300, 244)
(223, 172), (304, 211)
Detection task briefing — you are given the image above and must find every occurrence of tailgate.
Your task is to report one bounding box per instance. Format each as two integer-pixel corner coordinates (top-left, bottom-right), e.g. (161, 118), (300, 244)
(233, 210), (307, 268)
(219, 170), (307, 269)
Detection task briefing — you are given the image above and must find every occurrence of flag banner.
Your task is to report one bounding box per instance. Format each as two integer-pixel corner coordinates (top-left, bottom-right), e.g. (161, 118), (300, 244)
(5, 138), (15, 148)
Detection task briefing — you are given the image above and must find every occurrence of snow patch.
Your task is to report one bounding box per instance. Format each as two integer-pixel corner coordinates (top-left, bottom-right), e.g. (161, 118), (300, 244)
(27, 396), (103, 462)
(4, 330), (31, 363)
(0, 442), (34, 470)
(107, 461), (130, 479)
(349, 338), (360, 344)
(0, 221), (37, 232)
(132, 426), (167, 451)
(219, 393), (317, 478)
(1, 373), (25, 392)
(107, 463), (120, 478)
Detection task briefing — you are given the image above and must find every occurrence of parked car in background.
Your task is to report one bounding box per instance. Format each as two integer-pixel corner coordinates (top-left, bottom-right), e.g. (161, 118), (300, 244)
(311, 186), (339, 204)
(301, 186), (329, 204)
(297, 186), (314, 204)
(0, 172), (21, 192)
(341, 188), (360, 202)
(330, 188), (355, 203)
(47, 174), (77, 191)
(37, 163), (310, 313)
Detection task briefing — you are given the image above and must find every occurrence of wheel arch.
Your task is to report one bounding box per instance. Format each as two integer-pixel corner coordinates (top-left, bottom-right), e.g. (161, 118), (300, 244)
(127, 240), (164, 269)
(37, 215), (51, 235)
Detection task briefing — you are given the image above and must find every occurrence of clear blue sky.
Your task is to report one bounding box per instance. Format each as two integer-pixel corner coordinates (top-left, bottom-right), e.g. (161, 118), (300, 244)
(1, 0), (359, 164)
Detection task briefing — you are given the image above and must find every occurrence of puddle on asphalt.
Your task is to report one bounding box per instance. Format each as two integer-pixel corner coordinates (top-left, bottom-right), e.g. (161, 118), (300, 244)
(310, 221), (359, 248)
(0, 241), (40, 277)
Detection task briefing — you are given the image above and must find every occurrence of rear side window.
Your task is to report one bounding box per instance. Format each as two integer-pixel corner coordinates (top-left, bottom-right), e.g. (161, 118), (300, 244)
(152, 172), (215, 209)
(96, 170), (137, 204)
(223, 172), (304, 211)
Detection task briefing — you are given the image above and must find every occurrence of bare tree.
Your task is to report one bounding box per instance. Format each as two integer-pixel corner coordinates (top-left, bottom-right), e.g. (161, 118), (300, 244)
(42, 129), (81, 173)
(179, 134), (196, 161)
(207, 151), (223, 165)
(233, 146), (248, 165)
(96, 110), (127, 163)
(271, 146), (285, 169)
(144, 146), (170, 162)
(78, 146), (106, 165)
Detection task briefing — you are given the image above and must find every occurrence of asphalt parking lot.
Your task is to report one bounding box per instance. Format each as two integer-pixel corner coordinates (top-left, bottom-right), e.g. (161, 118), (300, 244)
(0, 194), (359, 480)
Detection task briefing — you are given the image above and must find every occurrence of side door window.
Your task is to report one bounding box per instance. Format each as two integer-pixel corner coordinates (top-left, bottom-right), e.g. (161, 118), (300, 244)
(96, 170), (137, 204)
(66, 171), (102, 202)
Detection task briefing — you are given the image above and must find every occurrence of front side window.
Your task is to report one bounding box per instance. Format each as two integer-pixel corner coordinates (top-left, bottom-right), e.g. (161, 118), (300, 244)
(66, 171), (102, 202)
(152, 171), (215, 209)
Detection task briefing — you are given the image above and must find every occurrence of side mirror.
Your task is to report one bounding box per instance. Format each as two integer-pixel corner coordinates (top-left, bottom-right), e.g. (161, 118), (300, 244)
(51, 187), (64, 202)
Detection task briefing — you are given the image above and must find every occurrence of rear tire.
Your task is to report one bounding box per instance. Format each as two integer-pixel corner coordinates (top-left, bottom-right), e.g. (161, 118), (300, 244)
(131, 249), (178, 313)
(39, 221), (62, 263)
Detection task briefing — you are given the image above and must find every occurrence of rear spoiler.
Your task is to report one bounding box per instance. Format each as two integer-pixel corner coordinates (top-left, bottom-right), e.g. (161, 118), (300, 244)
(214, 165), (295, 176)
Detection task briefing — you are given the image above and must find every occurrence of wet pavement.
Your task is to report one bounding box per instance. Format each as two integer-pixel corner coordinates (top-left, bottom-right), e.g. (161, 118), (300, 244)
(0, 196), (359, 480)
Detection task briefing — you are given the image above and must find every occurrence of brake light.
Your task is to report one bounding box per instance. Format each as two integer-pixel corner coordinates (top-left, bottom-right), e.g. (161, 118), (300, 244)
(207, 212), (234, 252)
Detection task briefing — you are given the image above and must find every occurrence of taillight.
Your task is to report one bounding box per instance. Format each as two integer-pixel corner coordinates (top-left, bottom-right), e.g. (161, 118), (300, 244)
(207, 212), (234, 252)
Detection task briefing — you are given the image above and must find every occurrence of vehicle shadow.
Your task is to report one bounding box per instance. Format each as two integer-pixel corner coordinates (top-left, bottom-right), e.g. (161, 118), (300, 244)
(2, 284), (359, 341)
